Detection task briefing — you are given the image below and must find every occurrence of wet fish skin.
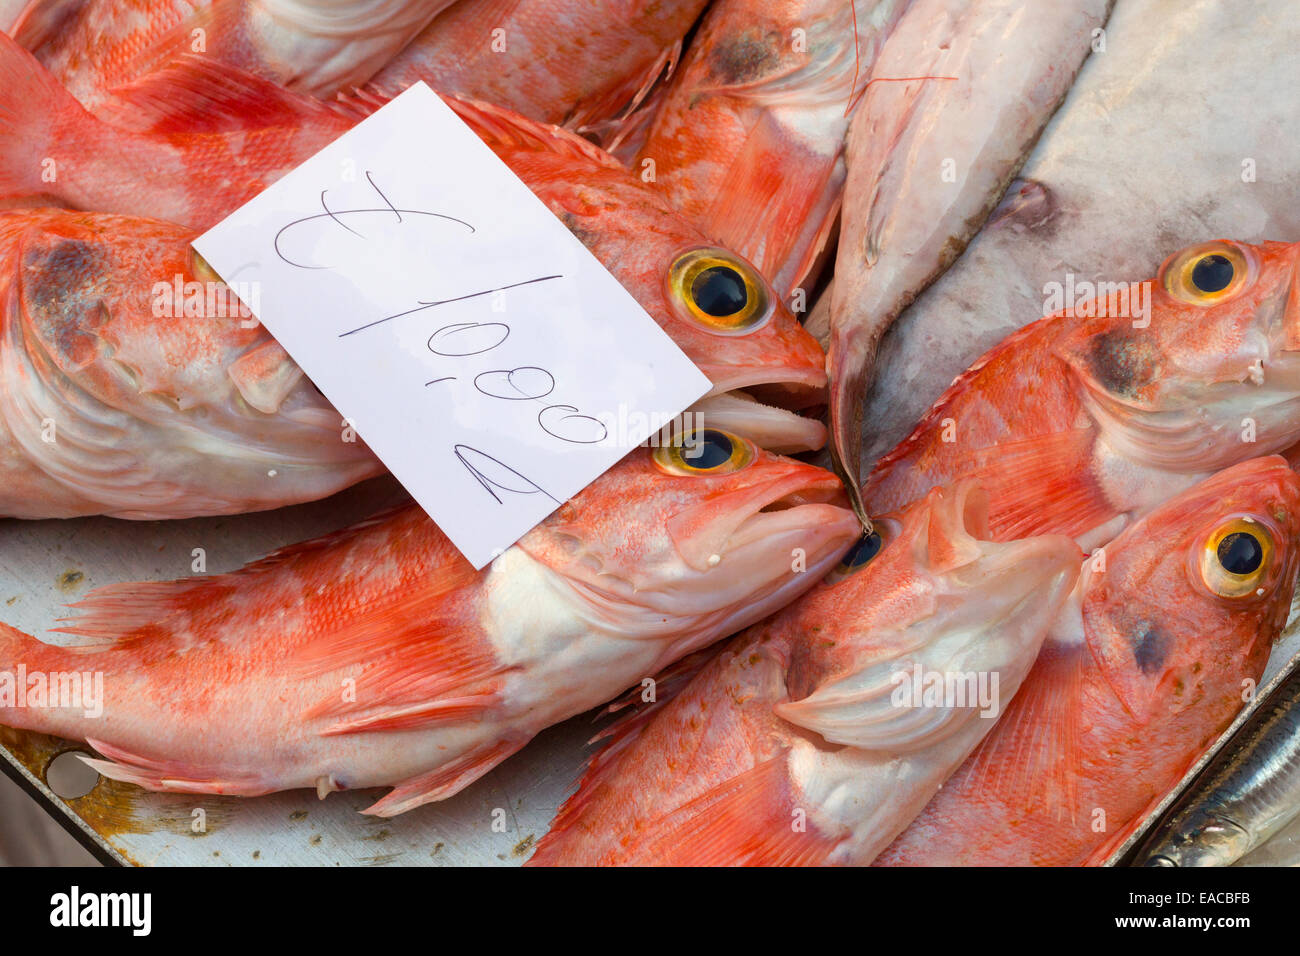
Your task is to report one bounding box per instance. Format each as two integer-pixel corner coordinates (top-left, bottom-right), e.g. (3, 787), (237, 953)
(369, 0), (710, 146)
(876, 456), (1300, 866)
(857, 0), (1300, 475)
(1132, 666), (1300, 867)
(0, 207), (381, 519)
(865, 237), (1300, 548)
(13, 0), (455, 105)
(825, 0), (1112, 518)
(0, 39), (831, 452)
(528, 480), (1081, 865)
(0, 440), (859, 815)
(634, 0), (910, 299)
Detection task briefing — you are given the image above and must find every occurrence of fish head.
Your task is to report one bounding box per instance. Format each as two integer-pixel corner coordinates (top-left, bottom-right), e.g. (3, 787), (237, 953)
(4, 208), (315, 416)
(561, 178), (830, 451)
(1060, 238), (1300, 472)
(1081, 456), (1300, 723)
(519, 427), (858, 636)
(776, 480), (1082, 751)
(1136, 806), (1255, 867)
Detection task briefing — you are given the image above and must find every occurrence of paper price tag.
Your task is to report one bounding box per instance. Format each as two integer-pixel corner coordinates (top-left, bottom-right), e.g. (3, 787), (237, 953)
(195, 83), (710, 568)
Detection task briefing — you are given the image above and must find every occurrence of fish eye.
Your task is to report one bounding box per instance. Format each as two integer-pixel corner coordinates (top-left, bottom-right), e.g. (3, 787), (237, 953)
(190, 248), (222, 284)
(667, 248), (773, 334)
(653, 427), (754, 476)
(1160, 241), (1250, 305)
(826, 528), (888, 584)
(1198, 516), (1275, 599)
(840, 530), (884, 570)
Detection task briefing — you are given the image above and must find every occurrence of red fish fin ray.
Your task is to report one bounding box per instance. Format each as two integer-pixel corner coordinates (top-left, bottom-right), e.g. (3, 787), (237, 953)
(975, 429), (1110, 541)
(317, 690), (503, 736)
(958, 639), (1085, 823)
(569, 37), (680, 145)
(870, 315), (1065, 478)
(873, 427), (1108, 542)
(51, 504), (420, 646)
(700, 111), (840, 284)
(0, 31), (92, 198)
(435, 94), (626, 171)
(531, 649), (721, 860)
(363, 737), (527, 816)
(640, 757), (839, 866)
(112, 0), (248, 92)
(82, 737), (271, 796)
(290, 521), (505, 730)
(97, 55), (352, 133)
(599, 647), (718, 721)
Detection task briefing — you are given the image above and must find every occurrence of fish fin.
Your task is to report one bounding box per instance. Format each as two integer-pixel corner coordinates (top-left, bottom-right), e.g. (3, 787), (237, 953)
(0, 31), (94, 199)
(599, 647), (717, 720)
(227, 339), (304, 415)
(96, 55), (352, 133)
(317, 691), (502, 736)
(363, 737), (527, 816)
(638, 757), (839, 866)
(49, 506), (418, 646)
(10, 0), (86, 53)
(288, 519), (508, 734)
(569, 36), (680, 146)
(957, 637), (1087, 825)
(698, 110), (842, 290)
(870, 423), (1111, 544)
(82, 737), (271, 796)
(435, 94), (626, 171)
(973, 429), (1111, 541)
(529, 650), (724, 863)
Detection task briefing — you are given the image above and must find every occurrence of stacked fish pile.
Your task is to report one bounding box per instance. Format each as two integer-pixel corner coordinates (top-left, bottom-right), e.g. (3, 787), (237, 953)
(0, 0), (1298, 867)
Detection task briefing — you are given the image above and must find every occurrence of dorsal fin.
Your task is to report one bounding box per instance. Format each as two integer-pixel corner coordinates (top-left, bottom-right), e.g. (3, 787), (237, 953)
(97, 55), (356, 134)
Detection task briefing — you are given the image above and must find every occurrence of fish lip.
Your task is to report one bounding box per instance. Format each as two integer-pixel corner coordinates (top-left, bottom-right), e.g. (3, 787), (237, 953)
(671, 467), (853, 575)
(687, 392), (827, 454)
(700, 365), (829, 400)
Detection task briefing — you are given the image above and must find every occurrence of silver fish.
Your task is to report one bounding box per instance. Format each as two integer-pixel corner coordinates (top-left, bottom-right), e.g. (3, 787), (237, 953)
(1131, 665), (1300, 867)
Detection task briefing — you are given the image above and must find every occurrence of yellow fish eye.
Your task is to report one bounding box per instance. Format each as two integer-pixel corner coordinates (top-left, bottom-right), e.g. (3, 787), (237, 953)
(653, 427), (754, 475)
(667, 248), (772, 334)
(190, 248), (222, 284)
(827, 528), (886, 582)
(1199, 516), (1273, 599)
(1161, 241), (1250, 305)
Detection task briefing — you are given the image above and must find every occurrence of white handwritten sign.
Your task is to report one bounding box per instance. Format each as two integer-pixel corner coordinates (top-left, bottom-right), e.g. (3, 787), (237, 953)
(195, 83), (710, 568)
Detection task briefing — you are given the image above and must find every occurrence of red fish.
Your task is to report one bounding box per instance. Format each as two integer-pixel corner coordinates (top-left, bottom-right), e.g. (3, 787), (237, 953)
(0, 431), (859, 814)
(369, 0), (710, 146)
(876, 456), (1300, 865)
(866, 238), (1300, 547)
(0, 37), (831, 451)
(13, 0), (455, 104)
(528, 480), (1080, 865)
(632, 0), (910, 298)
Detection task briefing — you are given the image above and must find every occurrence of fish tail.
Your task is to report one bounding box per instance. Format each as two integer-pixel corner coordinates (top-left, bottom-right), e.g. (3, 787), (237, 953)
(0, 620), (103, 738)
(0, 30), (92, 202)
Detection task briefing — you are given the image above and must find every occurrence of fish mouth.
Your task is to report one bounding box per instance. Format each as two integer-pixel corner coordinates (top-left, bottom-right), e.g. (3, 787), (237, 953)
(687, 391), (827, 454)
(660, 469), (858, 620)
(688, 366), (829, 453)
